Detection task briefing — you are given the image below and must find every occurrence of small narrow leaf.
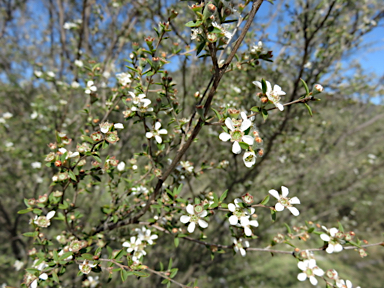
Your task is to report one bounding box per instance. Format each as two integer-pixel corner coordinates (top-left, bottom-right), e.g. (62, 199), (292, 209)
(300, 78), (310, 95)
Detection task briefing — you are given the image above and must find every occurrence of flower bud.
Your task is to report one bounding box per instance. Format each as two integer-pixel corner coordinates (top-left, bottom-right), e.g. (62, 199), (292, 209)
(242, 193), (254, 204)
(312, 84), (324, 95)
(261, 96), (268, 103)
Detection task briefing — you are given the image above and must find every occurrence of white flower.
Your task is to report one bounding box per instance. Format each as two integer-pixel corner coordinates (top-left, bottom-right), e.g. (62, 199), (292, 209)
(87, 276), (99, 288)
(0, 118), (5, 124)
(180, 204), (208, 233)
(191, 27), (202, 40)
(212, 22), (233, 40)
(228, 198), (255, 225)
(117, 161), (125, 171)
(13, 260), (24, 271)
(114, 123), (124, 129)
(3, 112), (13, 119)
(71, 81), (80, 88)
(180, 161), (194, 173)
(34, 71), (43, 78)
(116, 72), (132, 86)
(250, 41), (266, 54)
(269, 186), (300, 216)
(131, 185), (148, 195)
(239, 216), (259, 236)
(34, 211), (56, 228)
(79, 260), (97, 274)
(320, 227), (344, 253)
(122, 236), (147, 262)
(219, 113), (254, 154)
(297, 259), (324, 285)
(146, 122), (168, 144)
(243, 151), (256, 168)
(85, 81), (97, 94)
(47, 71), (55, 78)
(132, 165), (138, 170)
(253, 80), (286, 111)
(59, 100), (67, 105)
(74, 60), (83, 68)
(336, 279), (360, 288)
(31, 162), (42, 169)
(128, 91), (150, 106)
(63, 22), (77, 29)
(135, 227), (158, 245)
(232, 237), (249, 257)
(58, 249), (73, 260)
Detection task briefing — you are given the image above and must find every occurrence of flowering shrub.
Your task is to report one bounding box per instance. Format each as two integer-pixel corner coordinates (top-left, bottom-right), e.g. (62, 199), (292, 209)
(0, 0), (383, 287)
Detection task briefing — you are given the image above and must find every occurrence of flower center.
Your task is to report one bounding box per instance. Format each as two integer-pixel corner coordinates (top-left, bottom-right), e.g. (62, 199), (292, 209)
(231, 130), (243, 142)
(305, 268), (314, 277)
(190, 215), (199, 223)
(268, 91), (281, 103)
(279, 197), (289, 207)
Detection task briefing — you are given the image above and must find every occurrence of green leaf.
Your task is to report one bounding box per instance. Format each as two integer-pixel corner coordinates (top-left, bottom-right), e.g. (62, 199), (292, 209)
(250, 106), (260, 112)
(52, 270), (60, 283)
(196, 41), (206, 56)
(68, 170), (77, 182)
(300, 78), (310, 95)
(23, 231), (38, 238)
(161, 279), (170, 284)
(92, 154), (102, 163)
(18, 208), (32, 214)
(219, 190), (228, 202)
(168, 258), (173, 270)
(26, 268), (39, 275)
(338, 221), (344, 233)
(303, 103), (313, 116)
(271, 209), (276, 222)
(132, 271), (149, 277)
(211, 107), (221, 120)
(174, 237), (179, 248)
(239, 142), (249, 150)
(261, 79), (267, 94)
(185, 20), (202, 27)
(261, 109), (268, 121)
(53, 250), (59, 262)
(81, 253), (94, 260)
(170, 268), (178, 278)
(284, 223), (292, 234)
(260, 195), (269, 205)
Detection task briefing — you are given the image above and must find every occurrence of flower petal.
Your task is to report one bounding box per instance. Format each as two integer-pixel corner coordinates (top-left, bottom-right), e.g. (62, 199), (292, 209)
(268, 189), (280, 199)
(155, 135), (162, 143)
(326, 245), (335, 253)
(329, 228), (338, 237)
(199, 210), (208, 217)
(289, 197), (300, 204)
(242, 135), (254, 146)
(266, 80), (272, 93)
(281, 186), (289, 197)
(198, 219), (208, 228)
(309, 276), (318, 286)
(219, 132), (231, 142)
(314, 268), (324, 277)
(180, 215), (191, 223)
(146, 132), (153, 139)
(187, 222), (196, 233)
(276, 102), (284, 111)
(240, 119), (251, 131)
(252, 81), (262, 90)
(228, 203), (236, 212)
(232, 141), (242, 154)
(334, 243), (343, 252)
(39, 273), (48, 280)
(155, 122), (161, 130)
(240, 248), (246, 257)
(320, 234), (331, 242)
(228, 215), (239, 225)
(275, 202), (285, 211)
(287, 206), (300, 216)
(158, 129), (167, 135)
(244, 226), (252, 236)
(225, 118), (235, 131)
(186, 204), (194, 214)
(297, 273), (307, 281)
(297, 261), (307, 271)
(46, 211), (56, 220)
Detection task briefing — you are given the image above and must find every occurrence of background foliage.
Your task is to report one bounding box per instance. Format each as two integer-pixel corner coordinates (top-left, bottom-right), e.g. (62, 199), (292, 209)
(0, 0), (383, 287)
